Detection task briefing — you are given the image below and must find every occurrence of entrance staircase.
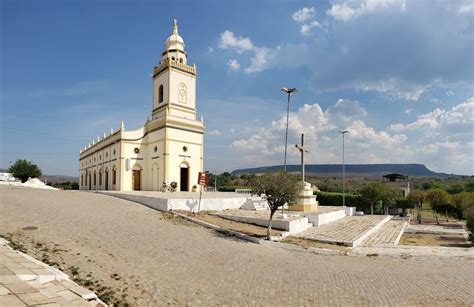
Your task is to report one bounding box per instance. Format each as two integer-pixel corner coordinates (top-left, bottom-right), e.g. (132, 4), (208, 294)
(240, 196), (269, 211)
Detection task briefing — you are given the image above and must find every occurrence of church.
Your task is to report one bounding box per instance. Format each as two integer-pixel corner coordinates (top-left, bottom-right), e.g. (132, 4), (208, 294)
(79, 20), (204, 191)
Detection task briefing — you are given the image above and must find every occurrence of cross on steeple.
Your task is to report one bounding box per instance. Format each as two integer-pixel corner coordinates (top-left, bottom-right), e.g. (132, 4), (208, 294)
(295, 133), (309, 182)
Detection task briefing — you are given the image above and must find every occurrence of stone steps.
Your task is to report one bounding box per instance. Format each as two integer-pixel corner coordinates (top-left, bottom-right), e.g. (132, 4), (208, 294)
(295, 215), (391, 247)
(240, 197), (268, 211)
(360, 219), (407, 246)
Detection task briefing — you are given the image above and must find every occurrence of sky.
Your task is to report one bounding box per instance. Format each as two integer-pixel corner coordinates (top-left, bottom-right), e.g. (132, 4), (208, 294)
(1, 0), (473, 176)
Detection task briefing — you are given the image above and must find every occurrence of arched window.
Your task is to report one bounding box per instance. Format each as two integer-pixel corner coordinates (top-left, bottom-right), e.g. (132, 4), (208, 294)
(99, 170), (102, 185)
(179, 58), (183, 63)
(159, 85), (164, 103)
(93, 172), (96, 185)
(112, 169), (117, 185)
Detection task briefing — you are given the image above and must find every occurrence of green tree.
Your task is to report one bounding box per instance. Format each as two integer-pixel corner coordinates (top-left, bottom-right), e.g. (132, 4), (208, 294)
(360, 183), (384, 215)
(450, 192), (474, 219)
(464, 181), (474, 192)
(380, 185), (402, 215)
(253, 172), (302, 240)
(426, 189), (449, 224)
(408, 189), (426, 224)
(447, 184), (464, 194)
(422, 181), (441, 191)
(8, 159), (42, 183)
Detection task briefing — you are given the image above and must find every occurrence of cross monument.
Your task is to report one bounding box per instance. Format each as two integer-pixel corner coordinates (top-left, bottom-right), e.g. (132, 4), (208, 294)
(295, 133), (309, 182)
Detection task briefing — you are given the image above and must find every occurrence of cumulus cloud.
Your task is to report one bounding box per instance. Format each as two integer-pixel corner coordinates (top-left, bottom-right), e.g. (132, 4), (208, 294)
(227, 59), (240, 72)
(230, 99), (407, 165)
(218, 30), (253, 53)
(293, 7), (315, 22)
(218, 30), (274, 74)
(327, 0), (407, 21)
(300, 21), (323, 36)
(389, 97), (474, 132)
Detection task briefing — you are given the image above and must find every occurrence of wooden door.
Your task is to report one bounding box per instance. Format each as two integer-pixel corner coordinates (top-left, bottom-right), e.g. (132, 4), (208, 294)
(133, 170), (141, 191)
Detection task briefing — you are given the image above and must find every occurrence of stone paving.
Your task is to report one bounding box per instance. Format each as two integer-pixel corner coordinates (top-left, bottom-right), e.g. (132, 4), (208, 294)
(295, 215), (390, 246)
(1, 185), (473, 305)
(0, 239), (104, 306)
(360, 219), (407, 246)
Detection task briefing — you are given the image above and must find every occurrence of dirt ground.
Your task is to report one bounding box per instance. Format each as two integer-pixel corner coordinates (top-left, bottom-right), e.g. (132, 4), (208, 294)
(400, 233), (472, 247)
(176, 211), (283, 238)
(281, 236), (349, 252)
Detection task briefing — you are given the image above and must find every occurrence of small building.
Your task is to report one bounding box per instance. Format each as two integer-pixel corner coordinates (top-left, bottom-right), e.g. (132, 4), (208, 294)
(79, 20), (204, 191)
(383, 173), (410, 197)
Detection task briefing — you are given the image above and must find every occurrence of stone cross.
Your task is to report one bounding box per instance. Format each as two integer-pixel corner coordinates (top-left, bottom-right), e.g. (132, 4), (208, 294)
(295, 133), (309, 182)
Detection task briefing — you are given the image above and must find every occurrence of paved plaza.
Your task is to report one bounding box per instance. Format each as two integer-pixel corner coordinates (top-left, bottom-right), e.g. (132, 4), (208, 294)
(1, 185), (473, 305)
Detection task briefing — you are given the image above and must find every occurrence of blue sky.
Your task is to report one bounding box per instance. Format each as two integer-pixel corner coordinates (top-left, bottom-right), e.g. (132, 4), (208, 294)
(1, 0), (473, 176)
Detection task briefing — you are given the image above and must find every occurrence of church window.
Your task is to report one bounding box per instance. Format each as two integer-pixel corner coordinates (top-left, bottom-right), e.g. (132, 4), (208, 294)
(106, 152), (108, 158)
(179, 58), (183, 63)
(81, 175), (83, 185)
(171, 56), (175, 61)
(183, 146), (188, 152)
(112, 170), (116, 185)
(154, 146), (158, 152)
(113, 149), (116, 156)
(134, 148), (139, 153)
(99, 155), (101, 161)
(159, 85), (164, 103)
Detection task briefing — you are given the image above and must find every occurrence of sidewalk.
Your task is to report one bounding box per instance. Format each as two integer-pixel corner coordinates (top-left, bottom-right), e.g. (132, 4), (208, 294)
(0, 238), (105, 306)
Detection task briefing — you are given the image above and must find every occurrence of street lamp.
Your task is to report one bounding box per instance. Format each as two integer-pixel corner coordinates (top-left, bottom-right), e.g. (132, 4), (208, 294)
(280, 87), (298, 172)
(339, 130), (349, 206)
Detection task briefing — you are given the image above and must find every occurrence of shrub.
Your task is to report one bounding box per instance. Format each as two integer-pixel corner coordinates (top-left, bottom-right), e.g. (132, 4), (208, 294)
(466, 218), (474, 242)
(8, 159), (42, 183)
(315, 192), (371, 213)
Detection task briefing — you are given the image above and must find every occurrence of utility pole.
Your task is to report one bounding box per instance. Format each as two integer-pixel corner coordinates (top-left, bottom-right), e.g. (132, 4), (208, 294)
(339, 130), (349, 206)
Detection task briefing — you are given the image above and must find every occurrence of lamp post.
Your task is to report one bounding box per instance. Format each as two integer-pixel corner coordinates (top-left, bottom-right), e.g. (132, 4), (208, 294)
(339, 130), (349, 206)
(280, 87), (298, 172)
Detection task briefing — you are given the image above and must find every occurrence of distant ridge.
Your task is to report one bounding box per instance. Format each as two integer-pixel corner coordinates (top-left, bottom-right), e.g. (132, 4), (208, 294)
(231, 164), (457, 177)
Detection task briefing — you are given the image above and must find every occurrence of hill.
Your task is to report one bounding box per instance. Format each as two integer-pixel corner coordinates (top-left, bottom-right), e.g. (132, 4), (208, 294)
(231, 164), (456, 178)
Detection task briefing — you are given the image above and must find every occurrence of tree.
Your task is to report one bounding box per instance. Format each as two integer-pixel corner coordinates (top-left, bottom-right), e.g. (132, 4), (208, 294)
(450, 192), (474, 219)
(426, 189), (449, 224)
(8, 159), (42, 183)
(252, 172), (302, 240)
(360, 183), (384, 215)
(380, 185), (401, 215)
(464, 181), (474, 192)
(408, 189), (426, 224)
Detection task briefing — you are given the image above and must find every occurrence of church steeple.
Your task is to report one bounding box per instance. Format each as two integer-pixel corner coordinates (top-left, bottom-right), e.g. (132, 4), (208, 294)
(172, 18), (178, 35)
(162, 19), (187, 64)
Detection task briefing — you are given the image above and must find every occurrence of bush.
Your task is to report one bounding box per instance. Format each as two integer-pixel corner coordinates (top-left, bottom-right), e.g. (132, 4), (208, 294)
(8, 159), (42, 183)
(466, 218), (474, 242)
(395, 199), (416, 209)
(315, 192), (371, 213)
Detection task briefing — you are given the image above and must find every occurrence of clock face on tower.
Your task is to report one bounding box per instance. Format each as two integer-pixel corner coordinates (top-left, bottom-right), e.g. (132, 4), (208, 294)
(178, 83), (187, 104)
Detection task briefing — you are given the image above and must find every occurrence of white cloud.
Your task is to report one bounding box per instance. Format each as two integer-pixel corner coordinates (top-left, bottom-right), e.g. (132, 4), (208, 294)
(300, 21), (323, 36)
(208, 129), (222, 136)
(389, 97), (474, 132)
(327, 0), (407, 21)
(208, 47), (215, 52)
(244, 48), (271, 73)
(404, 108), (414, 115)
(292, 7), (315, 23)
(230, 99), (406, 165)
(227, 59), (241, 72)
(218, 31), (254, 53)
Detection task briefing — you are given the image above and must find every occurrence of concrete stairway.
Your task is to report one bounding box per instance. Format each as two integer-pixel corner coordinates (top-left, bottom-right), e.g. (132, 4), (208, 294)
(295, 215), (391, 247)
(240, 196), (269, 211)
(360, 219), (407, 246)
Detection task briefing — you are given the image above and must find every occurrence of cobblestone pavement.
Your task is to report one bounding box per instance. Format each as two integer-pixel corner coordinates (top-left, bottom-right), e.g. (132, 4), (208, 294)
(0, 240), (104, 306)
(1, 186), (473, 305)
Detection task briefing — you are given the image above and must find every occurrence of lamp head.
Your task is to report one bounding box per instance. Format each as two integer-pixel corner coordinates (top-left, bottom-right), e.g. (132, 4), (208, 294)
(280, 87), (299, 94)
(339, 130), (349, 134)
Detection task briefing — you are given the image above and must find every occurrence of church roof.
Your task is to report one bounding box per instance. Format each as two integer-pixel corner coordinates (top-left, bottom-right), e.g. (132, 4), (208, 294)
(164, 19), (185, 51)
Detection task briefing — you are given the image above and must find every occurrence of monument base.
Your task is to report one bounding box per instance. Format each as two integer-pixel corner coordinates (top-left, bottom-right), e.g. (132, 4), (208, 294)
(289, 203), (318, 212)
(289, 181), (319, 212)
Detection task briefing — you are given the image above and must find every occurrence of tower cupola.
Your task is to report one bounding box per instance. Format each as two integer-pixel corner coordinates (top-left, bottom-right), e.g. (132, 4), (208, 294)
(162, 19), (187, 64)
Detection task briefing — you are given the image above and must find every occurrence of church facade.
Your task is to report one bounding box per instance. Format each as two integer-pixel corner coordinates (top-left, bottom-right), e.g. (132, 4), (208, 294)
(79, 20), (204, 191)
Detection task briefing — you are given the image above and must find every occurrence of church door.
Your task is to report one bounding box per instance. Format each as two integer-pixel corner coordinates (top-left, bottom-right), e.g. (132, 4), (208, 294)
(180, 167), (189, 192)
(105, 171), (109, 190)
(133, 170), (141, 191)
(88, 174), (91, 190)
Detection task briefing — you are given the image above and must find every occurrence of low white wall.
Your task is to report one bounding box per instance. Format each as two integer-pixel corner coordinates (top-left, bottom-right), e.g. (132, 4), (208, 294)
(217, 214), (309, 234)
(168, 197), (247, 212)
(102, 192), (168, 211)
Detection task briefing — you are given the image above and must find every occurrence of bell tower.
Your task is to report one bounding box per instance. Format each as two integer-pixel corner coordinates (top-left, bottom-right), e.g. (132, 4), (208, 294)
(151, 19), (197, 121)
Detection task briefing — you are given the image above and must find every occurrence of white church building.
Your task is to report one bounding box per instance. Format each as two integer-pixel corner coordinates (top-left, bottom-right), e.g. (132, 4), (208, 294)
(79, 20), (204, 191)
